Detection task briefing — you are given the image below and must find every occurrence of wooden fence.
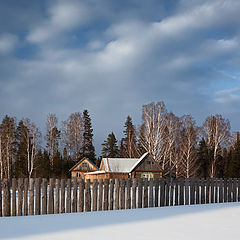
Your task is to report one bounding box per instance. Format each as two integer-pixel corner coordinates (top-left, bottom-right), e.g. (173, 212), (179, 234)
(0, 178), (240, 217)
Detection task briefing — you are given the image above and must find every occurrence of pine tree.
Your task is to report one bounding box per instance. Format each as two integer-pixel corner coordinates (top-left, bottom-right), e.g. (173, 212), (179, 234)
(102, 132), (119, 158)
(197, 138), (210, 178)
(81, 110), (96, 162)
(120, 116), (139, 158)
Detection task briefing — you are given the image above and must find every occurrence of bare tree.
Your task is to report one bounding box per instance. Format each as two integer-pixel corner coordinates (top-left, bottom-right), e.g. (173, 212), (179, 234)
(138, 102), (167, 163)
(201, 114), (231, 178)
(46, 114), (60, 167)
(179, 115), (199, 178)
(61, 112), (83, 161)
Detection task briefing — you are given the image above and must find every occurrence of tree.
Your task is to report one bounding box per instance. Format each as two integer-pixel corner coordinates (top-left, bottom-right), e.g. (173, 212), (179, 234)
(120, 116), (139, 158)
(81, 110), (96, 162)
(201, 114), (231, 178)
(45, 114), (60, 169)
(102, 132), (120, 157)
(197, 138), (210, 178)
(62, 112), (83, 161)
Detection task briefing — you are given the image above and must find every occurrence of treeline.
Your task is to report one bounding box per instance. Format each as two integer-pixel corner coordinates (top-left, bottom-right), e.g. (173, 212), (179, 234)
(0, 102), (240, 179)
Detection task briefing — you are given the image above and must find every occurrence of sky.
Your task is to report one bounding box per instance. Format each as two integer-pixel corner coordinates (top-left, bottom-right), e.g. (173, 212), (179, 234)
(0, 0), (240, 154)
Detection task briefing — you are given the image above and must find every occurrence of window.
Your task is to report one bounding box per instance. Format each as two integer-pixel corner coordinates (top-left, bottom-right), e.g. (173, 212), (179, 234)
(76, 172), (81, 177)
(147, 161), (151, 165)
(82, 162), (88, 170)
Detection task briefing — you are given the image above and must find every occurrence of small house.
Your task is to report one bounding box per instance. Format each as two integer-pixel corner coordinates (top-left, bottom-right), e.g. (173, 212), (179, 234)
(84, 152), (162, 181)
(70, 157), (99, 179)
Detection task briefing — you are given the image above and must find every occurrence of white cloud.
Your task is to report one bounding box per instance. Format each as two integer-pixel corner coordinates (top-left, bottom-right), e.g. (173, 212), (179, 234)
(0, 33), (18, 53)
(214, 88), (240, 104)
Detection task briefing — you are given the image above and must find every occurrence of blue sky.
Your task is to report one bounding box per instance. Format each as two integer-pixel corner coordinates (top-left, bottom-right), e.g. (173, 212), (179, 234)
(0, 0), (240, 153)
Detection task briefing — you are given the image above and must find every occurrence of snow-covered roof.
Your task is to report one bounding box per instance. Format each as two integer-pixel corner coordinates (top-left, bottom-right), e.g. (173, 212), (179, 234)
(84, 170), (105, 175)
(101, 152), (149, 173)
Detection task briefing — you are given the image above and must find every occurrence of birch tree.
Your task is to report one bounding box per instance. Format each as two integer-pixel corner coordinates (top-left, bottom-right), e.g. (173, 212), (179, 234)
(202, 114), (231, 178)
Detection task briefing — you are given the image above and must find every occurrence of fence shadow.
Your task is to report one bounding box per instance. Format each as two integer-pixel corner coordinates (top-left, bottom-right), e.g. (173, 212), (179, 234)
(0, 202), (239, 239)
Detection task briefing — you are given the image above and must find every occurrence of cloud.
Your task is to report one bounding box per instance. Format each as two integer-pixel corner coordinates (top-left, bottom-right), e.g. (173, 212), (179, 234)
(0, 33), (18, 54)
(214, 88), (240, 104)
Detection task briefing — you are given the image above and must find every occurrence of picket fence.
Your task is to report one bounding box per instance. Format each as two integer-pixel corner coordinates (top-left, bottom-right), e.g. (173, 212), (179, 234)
(0, 178), (239, 217)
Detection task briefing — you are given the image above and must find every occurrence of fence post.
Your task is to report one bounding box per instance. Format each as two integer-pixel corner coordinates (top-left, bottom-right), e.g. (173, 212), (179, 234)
(85, 179), (91, 212)
(143, 178), (148, 208)
(66, 179), (71, 213)
(219, 178), (223, 203)
(233, 178), (237, 202)
(92, 179), (98, 211)
(126, 179), (131, 209)
(132, 179), (137, 209)
(42, 178), (47, 215)
(169, 179), (174, 206)
(3, 179), (10, 217)
(24, 178), (29, 216)
(35, 178), (41, 215)
(114, 179), (119, 210)
(210, 179), (214, 203)
(149, 178), (153, 208)
(0, 179), (2, 217)
(120, 179), (125, 210)
(214, 179), (218, 203)
(165, 178), (170, 206)
(190, 179), (195, 205)
(98, 179), (103, 211)
(237, 179), (240, 202)
(206, 179), (210, 204)
(179, 178), (184, 205)
(109, 179), (114, 210)
(185, 178), (189, 205)
(104, 179), (109, 211)
(175, 179), (179, 206)
(223, 179), (228, 202)
(228, 179), (232, 202)
(18, 178), (24, 216)
(12, 178), (17, 216)
(54, 179), (60, 214)
(60, 179), (66, 213)
(137, 178), (143, 208)
(195, 179), (200, 204)
(29, 178), (34, 216)
(200, 179), (205, 204)
(78, 179), (84, 212)
(48, 178), (54, 214)
(72, 179), (77, 213)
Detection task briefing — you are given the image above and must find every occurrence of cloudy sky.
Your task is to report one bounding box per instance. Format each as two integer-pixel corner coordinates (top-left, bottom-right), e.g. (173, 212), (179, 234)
(0, 0), (240, 153)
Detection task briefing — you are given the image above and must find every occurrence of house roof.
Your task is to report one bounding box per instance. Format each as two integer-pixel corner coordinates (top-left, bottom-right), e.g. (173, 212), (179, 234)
(69, 157), (99, 172)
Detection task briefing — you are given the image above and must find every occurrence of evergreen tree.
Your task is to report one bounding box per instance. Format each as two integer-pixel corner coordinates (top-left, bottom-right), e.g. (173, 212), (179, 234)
(120, 116), (139, 158)
(81, 110), (96, 162)
(197, 138), (210, 178)
(37, 149), (51, 178)
(102, 132), (120, 157)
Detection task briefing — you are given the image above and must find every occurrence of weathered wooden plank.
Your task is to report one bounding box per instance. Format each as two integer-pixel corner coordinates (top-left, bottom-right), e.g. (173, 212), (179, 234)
(98, 179), (103, 211)
(54, 179), (60, 214)
(185, 178), (190, 205)
(160, 178), (165, 207)
(41, 178), (47, 215)
(219, 179), (223, 203)
(169, 179), (174, 206)
(85, 179), (91, 212)
(35, 178), (41, 215)
(132, 178), (137, 209)
(200, 179), (205, 204)
(195, 179), (200, 204)
(149, 178), (154, 208)
(165, 178), (170, 206)
(210, 179), (214, 203)
(233, 178), (237, 202)
(228, 179), (232, 202)
(190, 179), (195, 205)
(11, 178), (17, 216)
(60, 179), (65, 213)
(109, 179), (114, 210)
(179, 178), (184, 205)
(66, 179), (71, 213)
(92, 179), (98, 211)
(214, 179), (218, 203)
(223, 179), (228, 202)
(120, 179), (125, 210)
(206, 179), (210, 204)
(114, 179), (119, 210)
(0, 179), (2, 217)
(126, 179), (131, 209)
(154, 179), (160, 207)
(174, 179), (179, 206)
(237, 179), (240, 202)
(3, 179), (10, 217)
(143, 178), (148, 208)
(137, 178), (143, 208)
(48, 178), (54, 214)
(72, 178), (77, 213)
(24, 178), (29, 216)
(29, 178), (34, 215)
(78, 179), (84, 212)
(103, 179), (109, 211)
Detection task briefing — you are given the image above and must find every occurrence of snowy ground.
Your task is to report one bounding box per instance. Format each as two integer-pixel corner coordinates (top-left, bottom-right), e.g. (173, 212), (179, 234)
(0, 203), (239, 240)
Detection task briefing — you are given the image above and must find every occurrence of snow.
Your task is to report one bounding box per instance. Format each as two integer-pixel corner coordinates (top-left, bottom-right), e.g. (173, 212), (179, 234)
(0, 202), (239, 240)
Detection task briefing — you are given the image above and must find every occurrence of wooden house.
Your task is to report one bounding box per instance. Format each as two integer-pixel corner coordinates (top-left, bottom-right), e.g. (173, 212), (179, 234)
(84, 152), (162, 181)
(70, 157), (99, 179)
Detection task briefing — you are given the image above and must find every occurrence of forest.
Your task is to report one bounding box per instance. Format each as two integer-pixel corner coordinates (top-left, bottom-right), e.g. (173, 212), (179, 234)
(0, 102), (239, 179)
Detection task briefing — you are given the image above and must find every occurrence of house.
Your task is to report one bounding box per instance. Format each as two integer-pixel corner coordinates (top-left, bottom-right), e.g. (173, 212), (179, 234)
(70, 157), (99, 179)
(84, 152), (162, 181)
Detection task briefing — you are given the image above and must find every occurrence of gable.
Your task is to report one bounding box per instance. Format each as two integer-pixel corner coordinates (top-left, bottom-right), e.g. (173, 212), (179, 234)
(71, 158), (98, 172)
(133, 155), (161, 172)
